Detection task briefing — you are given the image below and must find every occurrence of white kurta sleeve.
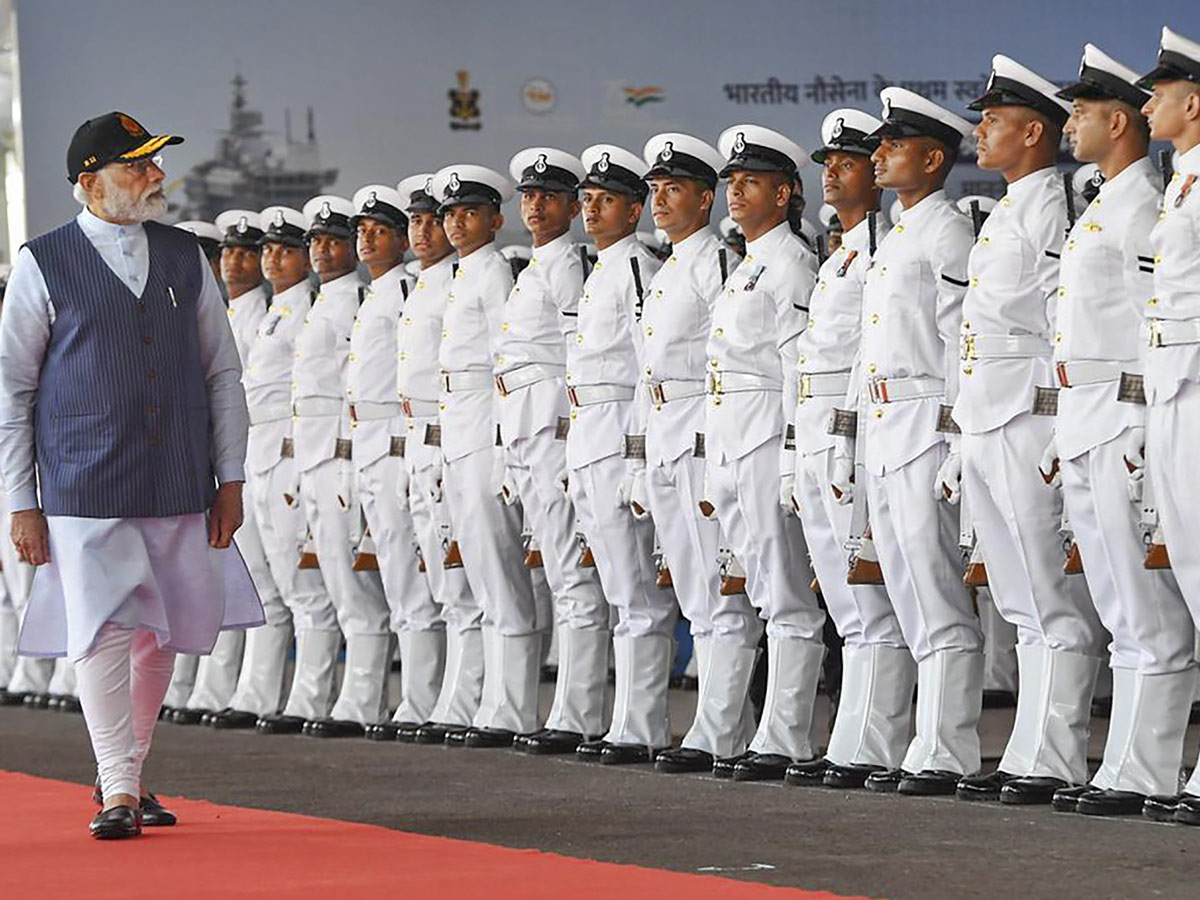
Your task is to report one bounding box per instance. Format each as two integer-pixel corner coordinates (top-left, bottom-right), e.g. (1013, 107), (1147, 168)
(0, 246), (52, 511)
(193, 247), (249, 485)
(932, 214), (974, 412)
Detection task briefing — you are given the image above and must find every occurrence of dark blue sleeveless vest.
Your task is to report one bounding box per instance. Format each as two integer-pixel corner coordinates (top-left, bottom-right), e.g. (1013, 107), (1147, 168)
(24, 220), (215, 518)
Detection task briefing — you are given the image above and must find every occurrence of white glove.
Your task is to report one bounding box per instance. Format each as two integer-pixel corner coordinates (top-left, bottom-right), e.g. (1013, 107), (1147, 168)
(934, 451), (962, 504)
(1123, 426), (1145, 504)
(429, 470), (444, 504)
(779, 473), (797, 514)
(492, 450), (519, 505)
(617, 469), (651, 519)
(1037, 435), (1061, 489)
(831, 454), (855, 506)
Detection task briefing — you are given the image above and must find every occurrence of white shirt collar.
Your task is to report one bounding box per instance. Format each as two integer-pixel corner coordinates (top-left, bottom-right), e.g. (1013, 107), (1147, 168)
(895, 188), (947, 224)
(77, 205), (143, 240)
(596, 233), (639, 263)
(745, 219), (791, 253)
(1003, 165), (1058, 203)
(669, 226), (713, 258)
(368, 264), (406, 293)
(1098, 156), (1156, 197)
(531, 231), (572, 265)
(1177, 142), (1200, 176)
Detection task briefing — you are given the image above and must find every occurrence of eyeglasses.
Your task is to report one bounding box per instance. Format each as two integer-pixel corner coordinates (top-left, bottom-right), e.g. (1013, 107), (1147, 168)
(117, 155), (163, 175)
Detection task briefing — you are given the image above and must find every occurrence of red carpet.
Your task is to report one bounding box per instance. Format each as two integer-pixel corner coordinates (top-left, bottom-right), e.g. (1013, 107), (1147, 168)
(0, 771), (876, 899)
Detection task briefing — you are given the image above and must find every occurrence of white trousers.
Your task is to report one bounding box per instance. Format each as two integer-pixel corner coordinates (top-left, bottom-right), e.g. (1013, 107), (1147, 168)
(443, 447), (537, 635)
(299, 458), (389, 636)
(977, 588), (1018, 693)
(571, 454), (673, 638)
(646, 452), (757, 645)
(709, 438), (824, 641)
(1062, 429), (1194, 674)
(961, 413), (1103, 654)
(795, 445), (906, 649)
(866, 443), (983, 661)
(76, 625), (175, 802)
(1147, 379), (1200, 629)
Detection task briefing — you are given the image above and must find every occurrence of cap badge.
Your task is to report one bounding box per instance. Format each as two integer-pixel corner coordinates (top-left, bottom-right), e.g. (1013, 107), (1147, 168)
(883, 98), (892, 119)
(366, 190), (377, 208)
(661, 141), (674, 162)
(236, 216), (248, 233)
(534, 153), (548, 173)
(423, 176), (434, 195)
(320, 200), (332, 220)
(448, 172), (461, 195)
(597, 152), (610, 173)
(117, 114), (146, 137)
(273, 210), (285, 227)
(733, 132), (746, 154)
(832, 117), (844, 140)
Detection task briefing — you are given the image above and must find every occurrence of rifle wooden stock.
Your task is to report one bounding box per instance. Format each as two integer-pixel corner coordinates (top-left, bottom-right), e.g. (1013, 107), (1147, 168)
(443, 541), (464, 569)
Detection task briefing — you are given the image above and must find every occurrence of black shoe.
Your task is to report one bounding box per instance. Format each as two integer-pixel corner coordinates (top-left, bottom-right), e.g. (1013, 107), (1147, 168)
(90, 805), (142, 840)
(784, 757), (831, 787)
(733, 752), (793, 782)
(1076, 788), (1147, 817)
(600, 743), (655, 765)
(982, 689), (1017, 709)
(1144, 794), (1183, 822)
(523, 729), (585, 755)
(140, 793), (177, 827)
(575, 738), (609, 762)
(1175, 793), (1200, 825)
(171, 707), (208, 725)
(444, 725), (471, 746)
(56, 696), (83, 714)
(513, 728), (545, 750)
(821, 762), (885, 789)
(158, 705), (176, 720)
(0, 689), (27, 706)
(1051, 784), (1090, 812)
(655, 747), (714, 774)
(255, 713), (308, 735)
(411, 722), (458, 745)
(864, 768), (908, 793)
(899, 769), (963, 796)
(712, 751), (756, 779)
(305, 718), (367, 738)
(463, 726), (516, 748)
(366, 722), (401, 741)
(955, 769), (1018, 802)
(45, 694), (62, 711)
(396, 721), (425, 743)
(1000, 776), (1069, 806)
(209, 709), (261, 730)
(23, 692), (51, 710)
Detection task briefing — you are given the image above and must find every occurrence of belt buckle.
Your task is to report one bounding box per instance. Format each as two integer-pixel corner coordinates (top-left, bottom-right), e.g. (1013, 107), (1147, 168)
(400, 397), (413, 417)
(868, 377), (888, 405)
(1055, 362), (1070, 388)
(799, 373), (813, 400)
(494, 374), (509, 397)
(706, 371), (723, 396)
(567, 386), (580, 407)
(349, 403), (359, 423)
(649, 382), (666, 407)
(1148, 321), (1163, 348)
(440, 371), (452, 392)
(961, 333), (978, 361)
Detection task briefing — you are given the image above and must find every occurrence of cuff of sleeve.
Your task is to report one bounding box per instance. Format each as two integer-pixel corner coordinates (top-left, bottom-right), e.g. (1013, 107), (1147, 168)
(8, 487), (39, 513)
(215, 463), (246, 485)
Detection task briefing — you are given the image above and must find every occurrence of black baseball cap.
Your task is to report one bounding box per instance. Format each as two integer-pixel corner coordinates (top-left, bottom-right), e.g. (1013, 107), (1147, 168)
(67, 111), (183, 184)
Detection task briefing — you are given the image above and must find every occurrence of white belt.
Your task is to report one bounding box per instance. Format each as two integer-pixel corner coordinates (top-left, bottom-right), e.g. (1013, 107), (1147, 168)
(495, 362), (564, 397)
(1054, 360), (1126, 388)
(440, 370), (493, 393)
(400, 396), (440, 417)
(248, 403), (292, 426)
(868, 375), (944, 404)
(350, 401), (402, 422)
(293, 396), (343, 417)
(567, 384), (635, 407)
(799, 371), (851, 399)
(705, 371), (781, 396)
(961, 333), (1051, 360)
(1148, 318), (1200, 348)
(647, 379), (705, 405)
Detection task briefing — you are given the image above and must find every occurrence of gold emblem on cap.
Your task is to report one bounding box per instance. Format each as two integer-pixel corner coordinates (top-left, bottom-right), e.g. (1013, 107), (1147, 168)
(273, 209), (285, 227)
(448, 172), (461, 194)
(534, 153), (548, 173)
(597, 152), (610, 173)
(733, 132), (746, 154)
(661, 141), (674, 161)
(832, 117), (844, 139)
(320, 200), (332, 219)
(117, 114), (146, 137)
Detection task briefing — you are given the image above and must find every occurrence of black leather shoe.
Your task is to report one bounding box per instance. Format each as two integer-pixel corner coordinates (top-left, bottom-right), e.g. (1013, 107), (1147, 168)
(821, 762), (885, 789)
(982, 689), (1017, 709)
(783, 757), (831, 786)
(733, 752), (793, 782)
(463, 727), (516, 748)
(56, 696), (83, 714)
(512, 728), (544, 750)
(366, 722), (401, 741)
(209, 709), (261, 730)
(396, 721), (425, 743)
(1000, 776), (1069, 806)
(1051, 783), (1090, 812)
(1076, 788), (1147, 816)
(45, 694), (63, 711)
(955, 769), (1018, 802)
(864, 768), (908, 793)
(90, 805), (141, 840)
(712, 751), (756, 779)
(655, 747), (714, 774)
(523, 729), (585, 755)
(171, 707), (207, 725)
(256, 713), (308, 735)
(1175, 794), (1200, 825)
(305, 718), (366, 738)
(0, 689), (27, 706)
(1144, 794), (1183, 822)
(158, 705), (176, 720)
(443, 725), (471, 746)
(575, 738), (609, 761)
(899, 769), (963, 796)
(23, 692), (51, 710)
(412, 722), (457, 744)
(600, 743), (655, 765)
(140, 793), (177, 827)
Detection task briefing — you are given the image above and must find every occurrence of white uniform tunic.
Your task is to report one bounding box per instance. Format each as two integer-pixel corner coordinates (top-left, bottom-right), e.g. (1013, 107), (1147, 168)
(1056, 157), (1193, 675)
(0, 207), (260, 660)
(1145, 143), (1200, 628)
(792, 215), (904, 650)
(708, 220), (822, 640)
(293, 270), (387, 637)
(955, 167), (1101, 656)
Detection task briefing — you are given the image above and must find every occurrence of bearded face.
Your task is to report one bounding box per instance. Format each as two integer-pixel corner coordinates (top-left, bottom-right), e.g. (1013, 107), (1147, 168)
(93, 166), (168, 222)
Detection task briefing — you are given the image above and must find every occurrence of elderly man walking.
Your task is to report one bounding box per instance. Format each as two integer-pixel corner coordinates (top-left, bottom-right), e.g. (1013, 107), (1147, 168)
(0, 111), (261, 839)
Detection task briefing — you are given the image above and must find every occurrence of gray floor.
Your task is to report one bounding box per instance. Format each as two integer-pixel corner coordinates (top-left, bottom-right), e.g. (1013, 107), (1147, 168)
(3, 686), (1200, 900)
